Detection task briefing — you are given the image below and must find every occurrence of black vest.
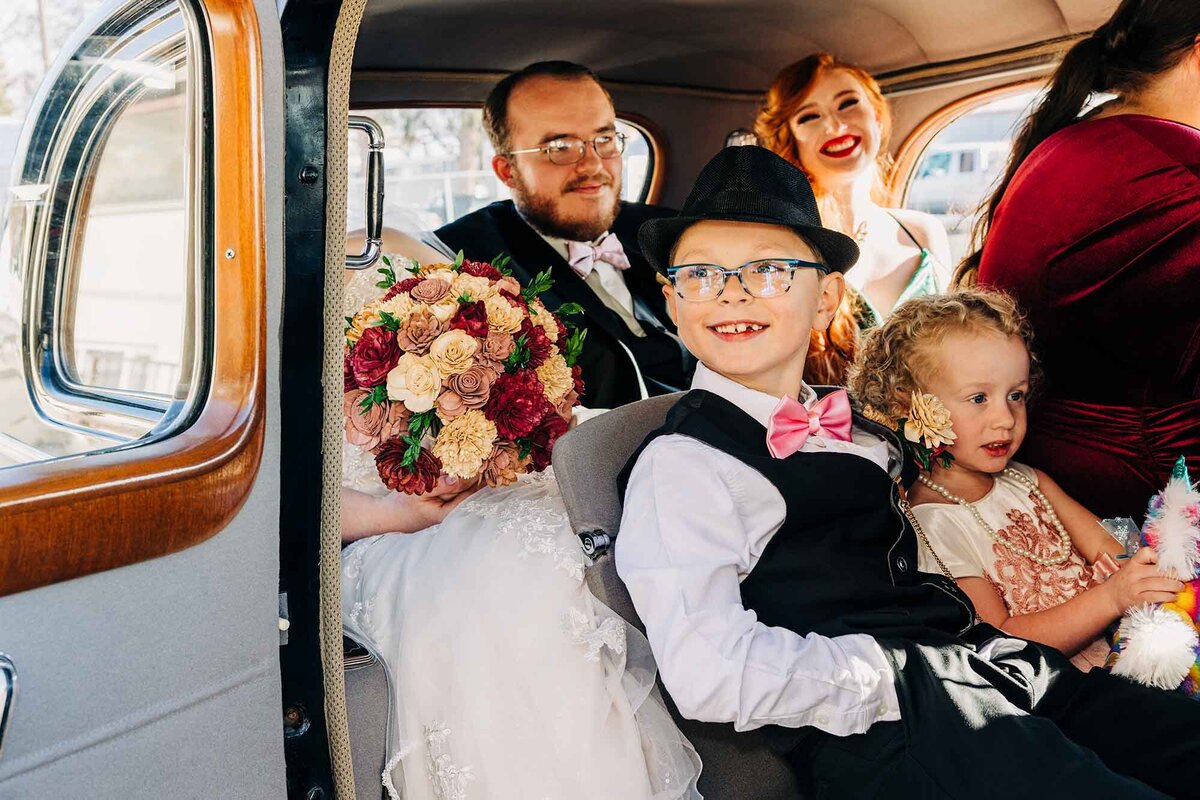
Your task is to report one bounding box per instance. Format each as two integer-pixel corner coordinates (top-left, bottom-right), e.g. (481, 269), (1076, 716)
(622, 389), (975, 644)
(436, 201), (692, 408)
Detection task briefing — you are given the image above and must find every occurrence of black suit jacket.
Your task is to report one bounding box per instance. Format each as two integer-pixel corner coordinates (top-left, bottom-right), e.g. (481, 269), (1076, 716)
(435, 200), (693, 408)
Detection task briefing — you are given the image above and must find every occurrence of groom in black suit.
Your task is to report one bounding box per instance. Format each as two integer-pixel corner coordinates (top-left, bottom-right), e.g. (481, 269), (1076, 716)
(436, 61), (692, 409)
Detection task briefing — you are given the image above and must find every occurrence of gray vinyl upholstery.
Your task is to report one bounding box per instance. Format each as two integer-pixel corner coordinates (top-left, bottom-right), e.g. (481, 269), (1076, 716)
(553, 396), (802, 799)
(345, 652), (389, 800)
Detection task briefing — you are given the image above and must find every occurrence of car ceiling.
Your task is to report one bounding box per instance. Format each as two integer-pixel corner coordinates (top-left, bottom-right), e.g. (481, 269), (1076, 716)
(354, 0), (1117, 93)
(350, 0), (1118, 206)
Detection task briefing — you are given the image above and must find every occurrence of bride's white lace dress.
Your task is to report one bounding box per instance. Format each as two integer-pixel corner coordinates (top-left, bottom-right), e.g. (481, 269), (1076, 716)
(340, 265), (702, 800)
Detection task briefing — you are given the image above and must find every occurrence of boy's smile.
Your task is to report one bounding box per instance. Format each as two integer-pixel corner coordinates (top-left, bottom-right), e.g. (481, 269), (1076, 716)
(663, 220), (843, 398)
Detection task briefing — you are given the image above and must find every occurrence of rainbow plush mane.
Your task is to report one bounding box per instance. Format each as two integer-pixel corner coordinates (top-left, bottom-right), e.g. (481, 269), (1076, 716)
(1107, 457), (1200, 696)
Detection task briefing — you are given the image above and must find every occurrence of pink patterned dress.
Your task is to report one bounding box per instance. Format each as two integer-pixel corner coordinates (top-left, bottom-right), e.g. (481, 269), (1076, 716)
(911, 462), (1112, 670)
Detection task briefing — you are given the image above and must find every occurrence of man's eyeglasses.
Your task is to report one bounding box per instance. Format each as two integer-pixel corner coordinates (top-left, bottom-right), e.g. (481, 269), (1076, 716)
(502, 133), (627, 166)
(667, 258), (829, 302)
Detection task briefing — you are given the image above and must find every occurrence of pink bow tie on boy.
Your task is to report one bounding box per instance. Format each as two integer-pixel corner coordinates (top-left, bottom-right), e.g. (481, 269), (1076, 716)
(567, 232), (631, 278)
(766, 389), (854, 458)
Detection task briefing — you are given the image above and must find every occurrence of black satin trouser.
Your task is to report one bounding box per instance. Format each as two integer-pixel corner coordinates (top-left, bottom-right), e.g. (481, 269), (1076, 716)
(787, 627), (1199, 799)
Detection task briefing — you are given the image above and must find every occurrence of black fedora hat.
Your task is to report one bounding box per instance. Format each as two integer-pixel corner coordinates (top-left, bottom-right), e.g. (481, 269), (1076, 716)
(639, 146), (859, 275)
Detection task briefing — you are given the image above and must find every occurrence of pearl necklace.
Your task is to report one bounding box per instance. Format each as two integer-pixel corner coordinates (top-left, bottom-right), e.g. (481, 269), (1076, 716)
(917, 468), (1074, 567)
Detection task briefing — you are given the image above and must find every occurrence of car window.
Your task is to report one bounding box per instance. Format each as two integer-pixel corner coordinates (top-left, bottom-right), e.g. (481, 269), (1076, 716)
(904, 87), (1042, 264)
(346, 108), (656, 235)
(0, 0), (205, 466)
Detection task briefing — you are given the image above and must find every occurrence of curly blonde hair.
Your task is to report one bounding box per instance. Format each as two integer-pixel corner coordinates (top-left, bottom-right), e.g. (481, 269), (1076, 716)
(848, 289), (1039, 420)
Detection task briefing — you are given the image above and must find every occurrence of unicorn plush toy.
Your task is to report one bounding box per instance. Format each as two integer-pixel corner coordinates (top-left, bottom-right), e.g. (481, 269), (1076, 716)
(1107, 456), (1200, 696)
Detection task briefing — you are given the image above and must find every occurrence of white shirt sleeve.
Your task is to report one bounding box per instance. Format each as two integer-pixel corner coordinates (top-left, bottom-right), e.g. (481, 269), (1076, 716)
(616, 435), (902, 737)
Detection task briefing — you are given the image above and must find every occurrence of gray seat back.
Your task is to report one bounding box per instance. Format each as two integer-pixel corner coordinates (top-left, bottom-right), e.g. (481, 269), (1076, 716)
(553, 397), (802, 799)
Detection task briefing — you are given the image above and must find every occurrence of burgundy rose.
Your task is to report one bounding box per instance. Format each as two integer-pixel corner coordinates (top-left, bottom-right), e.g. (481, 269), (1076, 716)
(376, 441), (442, 495)
(519, 318), (555, 369)
(528, 411), (570, 472)
(571, 364), (585, 397)
(461, 259), (503, 280)
(343, 344), (358, 391)
(550, 313), (569, 347)
(350, 325), (402, 388)
(447, 363), (496, 409)
(410, 277), (452, 304)
(499, 289), (528, 310)
(383, 276), (422, 300)
(449, 301), (489, 338)
(484, 369), (553, 439)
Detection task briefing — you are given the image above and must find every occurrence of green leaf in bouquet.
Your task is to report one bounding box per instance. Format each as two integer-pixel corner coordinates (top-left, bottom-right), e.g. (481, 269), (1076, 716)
(516, 437), (533, 461)
(375, 258), (398, 288)
(407, 409), (438, 441)
(563, 327), (587, 368)
(521, 268), (555, 302)
(492, 253), (513, 275)
(555, 302), (584, 317)
(376, 310), (402, 332)
(457, 291), (473, 305)
(399, 434), (423, 471)
(452, 250), (465, 272)
(406, 260), (422, 276)
(344, 316), (355, 335)
(358, 384), (388, 411)
(503, 334), (532, 373)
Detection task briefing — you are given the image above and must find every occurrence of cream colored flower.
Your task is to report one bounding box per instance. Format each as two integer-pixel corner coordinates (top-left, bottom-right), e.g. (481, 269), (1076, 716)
(484, 293), (524, 335)
(494, 276), (522, 297)
(345, 299), (382, 344)
(378, 292), (414, 323)
(422, 267), (456, 284)
(386, 353), (443, 413)
(451, 273), (493, 303)
(530, 300), (561, 341)
(428, 330), (479, 376)
(903, 392), (957, 450)
(429, 296), (461, 323)
(536, 354), (574, 405)
(432, 409), (497, 479)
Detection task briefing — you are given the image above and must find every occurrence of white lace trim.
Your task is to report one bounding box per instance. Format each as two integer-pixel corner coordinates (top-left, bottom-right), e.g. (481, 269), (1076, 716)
(424, 721), (476, 800)
(564, 606), (627, 662)
(461, 469), (587, 580)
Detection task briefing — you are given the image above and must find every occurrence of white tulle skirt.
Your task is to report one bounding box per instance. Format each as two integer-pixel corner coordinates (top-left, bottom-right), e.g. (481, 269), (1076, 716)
(341, 469), (702, 800)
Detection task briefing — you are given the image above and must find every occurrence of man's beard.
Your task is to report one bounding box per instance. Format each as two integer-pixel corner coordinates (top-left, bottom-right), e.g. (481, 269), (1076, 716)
(510, 170), (621, 243)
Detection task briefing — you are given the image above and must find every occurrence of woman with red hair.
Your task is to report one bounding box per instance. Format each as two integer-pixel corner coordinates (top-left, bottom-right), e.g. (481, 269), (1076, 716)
(757, 53), (951, 384)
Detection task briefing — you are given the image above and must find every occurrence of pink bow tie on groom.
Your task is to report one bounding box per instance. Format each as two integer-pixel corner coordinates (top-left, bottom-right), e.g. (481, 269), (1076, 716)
(567, 232), (631, 278)
(766, 389), (853, 458)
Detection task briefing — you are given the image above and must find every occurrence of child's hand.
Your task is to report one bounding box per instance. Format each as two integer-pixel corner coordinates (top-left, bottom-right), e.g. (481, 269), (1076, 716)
(1102, 547), (1185, 615)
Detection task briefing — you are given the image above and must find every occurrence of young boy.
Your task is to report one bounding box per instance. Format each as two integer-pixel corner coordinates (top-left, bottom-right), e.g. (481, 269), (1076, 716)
(615, 146), (1200, 799)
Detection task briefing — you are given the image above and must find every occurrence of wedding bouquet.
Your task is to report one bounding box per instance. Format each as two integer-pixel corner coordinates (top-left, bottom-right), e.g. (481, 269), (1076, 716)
(343, 252), (586, 495)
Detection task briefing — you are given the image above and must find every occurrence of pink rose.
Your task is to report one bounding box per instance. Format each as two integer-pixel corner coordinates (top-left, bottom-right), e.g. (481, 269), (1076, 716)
(447, 363), (497, 409)
(397, 306), (448, 355)
(436, 388), (468, 421)
(344, 389), (387, 450)
(410, 277), (452, 304)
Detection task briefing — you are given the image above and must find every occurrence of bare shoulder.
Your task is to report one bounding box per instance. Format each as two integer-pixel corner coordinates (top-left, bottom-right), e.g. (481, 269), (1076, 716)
(890, 208), (949, 247)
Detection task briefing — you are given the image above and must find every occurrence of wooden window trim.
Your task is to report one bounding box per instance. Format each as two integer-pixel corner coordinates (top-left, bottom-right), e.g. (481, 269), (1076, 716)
(0, 0), (266, 598)
(885, 78), (1044, 207)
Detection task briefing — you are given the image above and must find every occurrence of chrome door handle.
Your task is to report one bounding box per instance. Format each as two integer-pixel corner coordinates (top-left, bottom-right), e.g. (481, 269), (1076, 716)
(346, 115), (386, 270)
(0, 653), (14, 761)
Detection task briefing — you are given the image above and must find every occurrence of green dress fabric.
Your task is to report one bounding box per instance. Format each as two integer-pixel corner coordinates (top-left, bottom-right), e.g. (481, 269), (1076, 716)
(852, 215), (941, 329)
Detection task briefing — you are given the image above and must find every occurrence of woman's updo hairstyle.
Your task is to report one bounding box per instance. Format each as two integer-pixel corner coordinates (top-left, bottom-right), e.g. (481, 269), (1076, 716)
(955, 0), (1200, 287)
(848, 288), (1039, 420)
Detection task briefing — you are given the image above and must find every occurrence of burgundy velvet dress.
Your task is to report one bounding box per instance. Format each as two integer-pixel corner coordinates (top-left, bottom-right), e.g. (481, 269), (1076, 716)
(979, 114), (1200, 521)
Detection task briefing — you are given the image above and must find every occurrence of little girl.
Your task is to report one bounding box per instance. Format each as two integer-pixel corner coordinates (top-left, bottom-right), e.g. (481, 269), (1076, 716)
(849, 289), (1185, 670)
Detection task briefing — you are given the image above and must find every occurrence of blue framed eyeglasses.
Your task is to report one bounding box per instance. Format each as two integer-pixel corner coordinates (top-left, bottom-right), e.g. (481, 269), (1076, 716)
(667, 258), (829, 302)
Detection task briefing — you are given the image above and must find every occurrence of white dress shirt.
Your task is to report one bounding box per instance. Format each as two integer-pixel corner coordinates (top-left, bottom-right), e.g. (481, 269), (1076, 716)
(616, 363), (903, 737)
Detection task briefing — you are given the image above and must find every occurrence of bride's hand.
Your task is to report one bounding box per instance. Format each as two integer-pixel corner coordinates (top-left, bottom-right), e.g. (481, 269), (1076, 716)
(341, 480), (482, 543)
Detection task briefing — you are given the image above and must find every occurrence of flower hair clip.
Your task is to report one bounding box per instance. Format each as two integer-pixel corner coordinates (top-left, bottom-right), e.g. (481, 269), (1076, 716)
(863, 391), (956, 472)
